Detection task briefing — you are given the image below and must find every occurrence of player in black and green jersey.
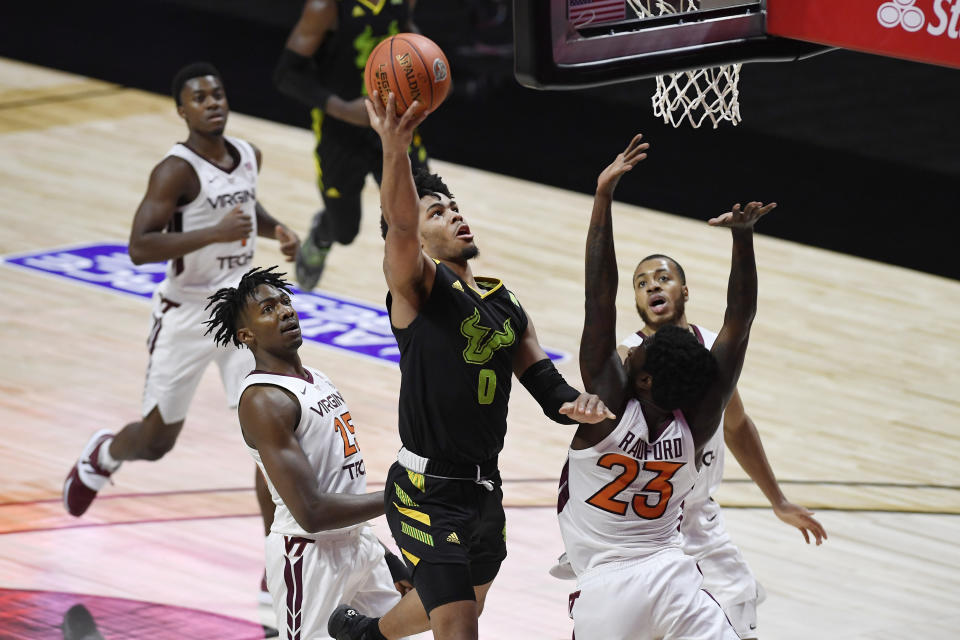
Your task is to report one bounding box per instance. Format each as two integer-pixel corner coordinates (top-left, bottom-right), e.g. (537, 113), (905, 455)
(326, 93), (614, 640)
(274, 0), (429, 291)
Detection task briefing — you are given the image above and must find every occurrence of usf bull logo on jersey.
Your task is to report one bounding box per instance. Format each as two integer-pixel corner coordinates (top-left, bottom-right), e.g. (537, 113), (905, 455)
(460, 307), (515, 365)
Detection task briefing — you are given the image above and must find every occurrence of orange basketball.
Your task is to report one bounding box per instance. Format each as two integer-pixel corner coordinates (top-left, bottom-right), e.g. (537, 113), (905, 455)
(365, 33), (451, 116)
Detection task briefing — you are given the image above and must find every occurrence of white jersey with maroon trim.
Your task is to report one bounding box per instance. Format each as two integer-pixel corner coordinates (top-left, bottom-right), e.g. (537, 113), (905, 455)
(621, 324), (724, 504)
(241, 366), (368, 539)
(558, 399), (699, 576)
(159, 135), (258, 301)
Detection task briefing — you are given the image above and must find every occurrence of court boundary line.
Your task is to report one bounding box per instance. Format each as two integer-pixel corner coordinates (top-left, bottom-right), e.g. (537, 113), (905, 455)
(2, 503), (958, 537)
(0, 86), (125, 111)
(4, 477), (957, 509)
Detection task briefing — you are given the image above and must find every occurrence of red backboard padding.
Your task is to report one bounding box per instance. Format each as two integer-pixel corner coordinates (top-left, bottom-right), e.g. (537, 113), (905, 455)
(767, 0), (960, 70)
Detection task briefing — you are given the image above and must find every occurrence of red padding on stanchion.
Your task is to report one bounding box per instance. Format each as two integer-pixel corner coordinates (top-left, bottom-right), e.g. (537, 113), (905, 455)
(767, 0), (960, 70)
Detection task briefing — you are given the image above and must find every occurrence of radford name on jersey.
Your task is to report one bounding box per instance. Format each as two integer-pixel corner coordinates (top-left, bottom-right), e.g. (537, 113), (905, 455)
(242, 366), (367, 538)
(558, 399), (698, 576)
(161, 136), (258, 300)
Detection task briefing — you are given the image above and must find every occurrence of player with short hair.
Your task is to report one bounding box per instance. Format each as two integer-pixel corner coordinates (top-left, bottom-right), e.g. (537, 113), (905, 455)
(62, 63), (298, 548)
(325, 93), (614, 640)
(558, 133), (775, 639)
(274, 0), (428, 290)
(205, 266), (411, 640)
(552, 252), (828, 638)
(614, 252), (828, 638)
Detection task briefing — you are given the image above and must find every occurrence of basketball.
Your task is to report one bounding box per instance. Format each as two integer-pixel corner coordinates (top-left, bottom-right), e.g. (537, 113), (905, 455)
(365, 33), (451, 116)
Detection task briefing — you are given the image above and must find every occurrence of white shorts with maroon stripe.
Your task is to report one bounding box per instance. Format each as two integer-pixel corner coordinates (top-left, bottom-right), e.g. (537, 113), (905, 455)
(265, 526), (402, 640)
(569, 548), (737, 640)
(681, 498), (764, 638)
(141, 289), (253, 423)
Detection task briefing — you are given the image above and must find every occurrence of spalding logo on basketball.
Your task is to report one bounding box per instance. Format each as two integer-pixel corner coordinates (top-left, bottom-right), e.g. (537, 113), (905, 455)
(365, 33), (452, 116)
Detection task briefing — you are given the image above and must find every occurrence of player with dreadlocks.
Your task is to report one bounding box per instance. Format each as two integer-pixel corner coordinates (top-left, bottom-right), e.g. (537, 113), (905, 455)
(206, 266), (414, 640)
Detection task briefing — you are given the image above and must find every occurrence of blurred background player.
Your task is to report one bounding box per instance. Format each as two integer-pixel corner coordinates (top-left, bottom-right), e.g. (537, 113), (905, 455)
(274, 0), (429, 291)
(205, 266), (411, 640)
(61, 60), (299, 601)
(559, 133), (775, 639)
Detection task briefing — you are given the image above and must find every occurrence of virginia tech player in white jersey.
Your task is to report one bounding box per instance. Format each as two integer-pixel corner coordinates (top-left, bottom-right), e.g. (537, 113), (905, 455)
(568, 134), (776, 640)
(63, 65), (300, 531)
(207, 268), (404, 640)
(557, 401), (698, 575)
(620, 308), (825, 637)
(160, 135), (258, 300)
(558, 400), (735, 640)
(241, 366), (367, 537)
(619, 326), (766, 637)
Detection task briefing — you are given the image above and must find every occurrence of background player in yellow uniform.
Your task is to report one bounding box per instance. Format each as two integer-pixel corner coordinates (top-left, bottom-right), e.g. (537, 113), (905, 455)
(274, 0), (429, 290)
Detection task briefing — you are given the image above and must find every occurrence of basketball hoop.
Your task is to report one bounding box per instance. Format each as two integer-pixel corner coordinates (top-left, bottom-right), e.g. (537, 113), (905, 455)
(627, 0), (743, 128)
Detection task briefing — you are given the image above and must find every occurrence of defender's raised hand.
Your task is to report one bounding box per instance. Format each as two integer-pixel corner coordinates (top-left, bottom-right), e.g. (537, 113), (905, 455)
(708, 201), (777, 229)
(597, 133), (649, 197)
(364, 91), (429, 153)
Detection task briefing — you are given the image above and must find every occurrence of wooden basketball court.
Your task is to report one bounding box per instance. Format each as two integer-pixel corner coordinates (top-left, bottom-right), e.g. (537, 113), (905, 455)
(1, 58), (958, 639)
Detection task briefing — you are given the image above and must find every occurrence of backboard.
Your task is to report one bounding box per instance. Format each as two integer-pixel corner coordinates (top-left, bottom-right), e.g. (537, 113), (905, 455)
(514, 0), (827, 90)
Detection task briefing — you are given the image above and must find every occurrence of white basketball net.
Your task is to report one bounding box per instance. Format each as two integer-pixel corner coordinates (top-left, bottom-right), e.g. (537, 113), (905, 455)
(627, 0), (742, 128)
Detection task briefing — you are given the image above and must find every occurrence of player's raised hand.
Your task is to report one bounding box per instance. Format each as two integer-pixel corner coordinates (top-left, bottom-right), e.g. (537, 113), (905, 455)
(274, 224), (299, 262)
(364, 91), (429, 152)
(708, 201), (777, 229)
(214, 206), (254, 243)
(559, 393), (616, 424)
(597, 133), (649, 197)
(773, 500), (828, 546)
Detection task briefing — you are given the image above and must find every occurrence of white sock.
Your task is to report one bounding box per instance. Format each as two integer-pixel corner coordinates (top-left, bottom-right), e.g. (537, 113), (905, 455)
(97, 437), (122, 472)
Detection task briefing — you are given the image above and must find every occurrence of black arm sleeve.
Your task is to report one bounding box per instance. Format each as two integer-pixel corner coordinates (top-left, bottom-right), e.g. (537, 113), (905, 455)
(519, 358), (580, 425)
(273, 48), (333, 109)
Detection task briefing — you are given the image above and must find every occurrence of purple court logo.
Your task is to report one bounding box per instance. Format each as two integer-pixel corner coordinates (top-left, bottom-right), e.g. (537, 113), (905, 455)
(2, 243), (566, 366)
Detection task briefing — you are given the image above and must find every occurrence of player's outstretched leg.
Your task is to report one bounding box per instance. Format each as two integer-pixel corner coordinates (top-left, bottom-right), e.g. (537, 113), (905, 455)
(296, 210), (333, 291)
(62, 430), (120, 517)
(64, 409), (184, 517)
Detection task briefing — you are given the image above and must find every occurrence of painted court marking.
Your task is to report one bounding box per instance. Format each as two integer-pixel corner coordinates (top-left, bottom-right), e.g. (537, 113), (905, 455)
(2, 242), (567, 367)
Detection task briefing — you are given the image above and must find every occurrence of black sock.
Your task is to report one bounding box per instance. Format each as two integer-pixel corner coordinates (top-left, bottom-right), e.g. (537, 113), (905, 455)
(362, 618), (387, 640)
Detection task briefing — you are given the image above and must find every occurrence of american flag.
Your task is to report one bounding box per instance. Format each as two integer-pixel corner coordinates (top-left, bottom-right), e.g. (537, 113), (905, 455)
(569, 0), (626, 24)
